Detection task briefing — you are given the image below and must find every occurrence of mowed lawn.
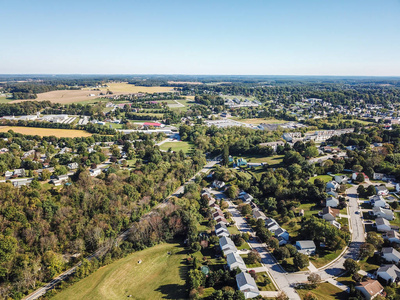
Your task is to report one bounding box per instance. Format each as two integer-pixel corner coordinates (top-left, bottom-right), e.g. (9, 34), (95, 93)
(297, 282), (348, 300)
(53, 242), (188, 300)
(233, 118), (288, 125)
(241, 155), (283, 166)
(0, 126), (92, 137)
(159, 141), (194, 154)
(308, 174), (333, 183)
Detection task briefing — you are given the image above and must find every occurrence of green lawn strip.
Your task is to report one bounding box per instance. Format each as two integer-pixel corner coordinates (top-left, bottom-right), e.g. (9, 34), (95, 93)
(254, 272), (277, 291)
(359, 256), (380, 273)
(158, 141), (194, 155)
(308, 175), (333, 183)
(297, 203), (321, 219)
(296, 282), (349, 300)
(228, 226), (240, 235)
(309, 249), (342, 269)
(52, 241), (189, 300)
(390, 213), (400, 227)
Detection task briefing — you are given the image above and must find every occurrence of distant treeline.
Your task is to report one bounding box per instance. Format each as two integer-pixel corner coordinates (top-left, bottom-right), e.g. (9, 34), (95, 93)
(0, 101), (51, 116)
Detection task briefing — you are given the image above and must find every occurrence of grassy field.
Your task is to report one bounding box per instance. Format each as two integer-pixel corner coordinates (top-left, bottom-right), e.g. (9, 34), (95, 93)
(308, 174), (333, 183)
(297, 282), (348, 300)
(0, 126), (92, 137)
(0, 96), (12, 103)
(52, 242), (188, 300)
(310, 249), (342, 268)
(241, 155), (284, 166)
(159, 141), (194, 154)
(90, 82), (175, 94)
(231, 118), (287, 125)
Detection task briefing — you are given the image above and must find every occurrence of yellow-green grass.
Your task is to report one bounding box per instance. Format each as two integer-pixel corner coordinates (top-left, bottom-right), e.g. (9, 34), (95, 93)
(240, 155), (283, 166)
(105, 122), (124, 129)
(254, 272), (277, 291)
(297, 282), (348, 300)
(98, 82), (175, 94)
(297, 203), (320, 219)
(0, 126), (92, 138)
(0, 96), (12, 103)
(52, 242), (188, 300)
(231, 118), (287, 125)
(228, 226), (240, 235)
(158, 141), (194, 154)
(308, 175), (333, 183)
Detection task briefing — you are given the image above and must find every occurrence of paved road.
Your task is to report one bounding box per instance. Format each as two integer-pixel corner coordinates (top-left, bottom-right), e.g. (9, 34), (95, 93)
(227, 183), (366, 297)
(308, 152), (346, 164)
(24, 157), (220, 300)
(227, 201), (302, 300)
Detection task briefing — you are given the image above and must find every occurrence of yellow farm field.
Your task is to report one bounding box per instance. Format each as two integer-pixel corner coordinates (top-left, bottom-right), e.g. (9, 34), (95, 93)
(12, 83), (176, 104)
(0, 126), (92, 137)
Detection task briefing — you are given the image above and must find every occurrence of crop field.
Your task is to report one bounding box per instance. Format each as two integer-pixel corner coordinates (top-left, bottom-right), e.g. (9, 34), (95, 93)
(52, 242), (188, 300)
(11, 83), (176, 104)
(0, 126), (92, 137)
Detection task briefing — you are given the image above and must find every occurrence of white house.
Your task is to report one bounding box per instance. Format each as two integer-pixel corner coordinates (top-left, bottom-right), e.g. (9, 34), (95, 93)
(370, 195), (388, 208)
(265, 218), (280, 233)
(352, 172), (369, 181)
(90, 168), (102, 177)
(215, 223), (230, 237)
(320, 207), (340, 222)
(236, 272), (260, 299)
(396, 183), (400, 193)
(295, 240), (316, 255)
(376, 264), (400, 284)
(383, 230), (400, 244)
(375, 185), (389, 196)
(325, 196), (339, 208)
(219, 237), (237, 256)
(68, 162), (79, 170)
(382, 247), (400, 264)
(372, 206), (395, 221)
(213, 180), (225, 189)
(239, 192), (253, 204)
(334, 175), (348, 184)
(326, 181), (339, 190)
(226, 252), (246, 271)
(329, 220), (341, 229)
(373, 173), (386, 180)
(376, 217), (392, 232)
(355, 280), (384, 300)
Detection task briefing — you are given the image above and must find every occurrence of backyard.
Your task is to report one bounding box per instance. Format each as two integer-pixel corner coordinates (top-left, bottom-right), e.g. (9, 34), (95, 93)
(158, 141), (194, 154)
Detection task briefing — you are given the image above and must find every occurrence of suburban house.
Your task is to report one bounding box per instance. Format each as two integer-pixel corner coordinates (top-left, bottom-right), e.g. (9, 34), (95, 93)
(295, 240), (316, 255)
(326, 189), (339, 198)
(381, 247), (400, 264)
(320, 207), (340, 221)
(372, 206), (395, 221)
(13, 180), (30, 188)
(370, 195), (388, 208)
(375, 185), (389, 196)
(215, 223), (230, 237)
(239, 192), (253, 204)
(214, 210), (228, 225)
(396, 183), (400, 193)
(236, 272), (260, 299)
(373, 173), (386, 180)
(334, 175), (348, 184)
(67, 162), (79, 170)
(325, 196), (339, 208)
(383, 230), (400, 244)
(274, 228), (289, 245)
(376, 264), (400, 284)
(89, 168), (102, 177)
(376, 217), (392, 232)
(265, 218), (280, 233)
(219, 237), (237, 256)
(252, 209), (267, 221)
(352, 172), (369, 181)
(326, 181), (339, 190)
(355, 280), (384, 300)
(212, 180), (225, 189)
(236, 158), (247, 167)
(226, 252), (246, 271)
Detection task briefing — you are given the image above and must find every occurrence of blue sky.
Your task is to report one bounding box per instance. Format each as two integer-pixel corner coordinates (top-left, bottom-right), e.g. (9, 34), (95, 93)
(1, 0), (399, 75)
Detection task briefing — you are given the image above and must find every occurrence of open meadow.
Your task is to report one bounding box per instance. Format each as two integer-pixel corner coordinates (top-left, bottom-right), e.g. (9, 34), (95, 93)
(52, 242), (188, 300)
(159, 141), (194, 154)
(0, 126), (92, 137)
(231, 118), (287, 125)
(11, 82), (176, 104)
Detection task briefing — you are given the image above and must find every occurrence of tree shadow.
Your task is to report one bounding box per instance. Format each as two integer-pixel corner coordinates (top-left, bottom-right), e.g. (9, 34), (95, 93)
(155, 283), (187, 299)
